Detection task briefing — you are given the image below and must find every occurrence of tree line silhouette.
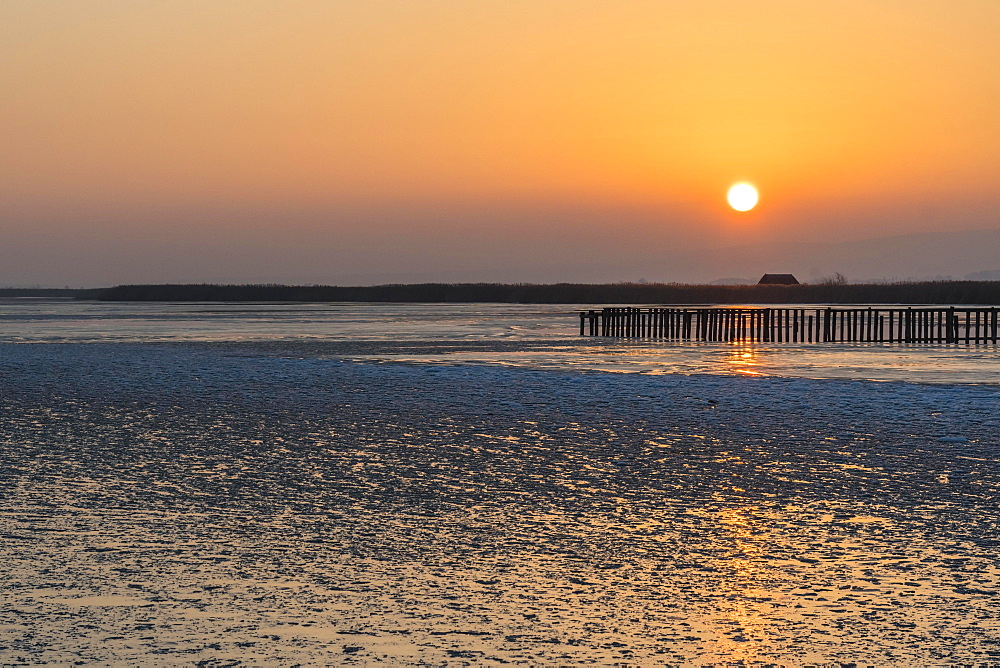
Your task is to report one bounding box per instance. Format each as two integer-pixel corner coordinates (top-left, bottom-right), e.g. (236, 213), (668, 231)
(0, 288), (91, 298)
(85, 281), (1000, 304)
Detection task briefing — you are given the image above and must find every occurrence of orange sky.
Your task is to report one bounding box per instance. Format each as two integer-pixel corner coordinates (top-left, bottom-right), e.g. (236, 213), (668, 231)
(1, 1), (998, 285)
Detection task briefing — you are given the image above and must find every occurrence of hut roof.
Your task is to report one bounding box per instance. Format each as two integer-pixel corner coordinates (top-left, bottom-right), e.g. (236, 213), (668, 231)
(757, 273), (799, 285)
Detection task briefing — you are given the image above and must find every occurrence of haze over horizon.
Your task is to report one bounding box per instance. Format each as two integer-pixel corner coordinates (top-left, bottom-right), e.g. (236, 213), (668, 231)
(2, 1), (998, 287)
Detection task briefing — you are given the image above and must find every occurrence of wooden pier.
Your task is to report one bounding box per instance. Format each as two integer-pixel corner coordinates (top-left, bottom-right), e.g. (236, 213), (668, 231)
(579, 306), (1000, 344)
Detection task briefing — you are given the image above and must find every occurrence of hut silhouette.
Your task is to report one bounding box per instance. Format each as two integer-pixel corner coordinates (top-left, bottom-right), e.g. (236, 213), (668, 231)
(757, 273), (799, 285)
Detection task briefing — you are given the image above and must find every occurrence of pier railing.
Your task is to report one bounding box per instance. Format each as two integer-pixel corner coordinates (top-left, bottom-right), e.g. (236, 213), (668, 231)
(579, 307), (1000, 344)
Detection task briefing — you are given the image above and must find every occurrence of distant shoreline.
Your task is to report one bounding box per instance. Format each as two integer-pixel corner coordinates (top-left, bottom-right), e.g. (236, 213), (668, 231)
(37, 281), (1000, 305)
(0, 289), (91, 298)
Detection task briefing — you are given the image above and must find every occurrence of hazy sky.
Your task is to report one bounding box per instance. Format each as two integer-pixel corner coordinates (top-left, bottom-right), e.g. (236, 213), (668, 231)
(2, 1), (998, 285)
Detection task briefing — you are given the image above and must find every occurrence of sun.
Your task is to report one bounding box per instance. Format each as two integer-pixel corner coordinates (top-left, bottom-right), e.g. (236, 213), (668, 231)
(727, 183), (758, 211)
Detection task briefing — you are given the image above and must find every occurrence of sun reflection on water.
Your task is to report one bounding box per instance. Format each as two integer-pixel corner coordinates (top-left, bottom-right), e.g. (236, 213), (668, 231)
(724, 344), (766, 376)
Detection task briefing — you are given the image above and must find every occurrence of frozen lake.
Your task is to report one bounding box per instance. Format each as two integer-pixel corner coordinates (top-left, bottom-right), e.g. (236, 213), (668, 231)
(1, 299), (999, 664)
(3, 298), (1000, 384)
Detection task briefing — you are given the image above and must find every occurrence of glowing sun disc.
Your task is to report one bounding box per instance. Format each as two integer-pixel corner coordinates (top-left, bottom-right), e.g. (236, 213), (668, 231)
(727, 183), (758, 211)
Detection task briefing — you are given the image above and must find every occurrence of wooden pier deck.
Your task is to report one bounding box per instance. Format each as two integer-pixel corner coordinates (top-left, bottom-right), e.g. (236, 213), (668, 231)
(579, 306), (1000, 344)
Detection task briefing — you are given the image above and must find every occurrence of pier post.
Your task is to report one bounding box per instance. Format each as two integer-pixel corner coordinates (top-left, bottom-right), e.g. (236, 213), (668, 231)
(577, 306), (998, 347)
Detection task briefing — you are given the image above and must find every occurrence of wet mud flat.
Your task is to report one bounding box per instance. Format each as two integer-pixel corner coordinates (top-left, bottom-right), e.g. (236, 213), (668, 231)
(1, 343), (1000, 665)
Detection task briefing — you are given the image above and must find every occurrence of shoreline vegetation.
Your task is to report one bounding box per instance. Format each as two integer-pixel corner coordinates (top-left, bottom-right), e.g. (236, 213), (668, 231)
(58, 281), (1000, 304)
(5, 282), (1000, 304)
(0, 288), (90, 298)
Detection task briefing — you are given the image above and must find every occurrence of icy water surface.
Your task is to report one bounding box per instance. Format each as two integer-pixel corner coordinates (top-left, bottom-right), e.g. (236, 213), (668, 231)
(2, 343), (1000, 665)
(2, 301), (1000, 664)
(3, 298), (1000, 384)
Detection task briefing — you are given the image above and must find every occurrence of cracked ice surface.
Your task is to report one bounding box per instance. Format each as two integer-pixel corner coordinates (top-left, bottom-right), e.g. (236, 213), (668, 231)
(1, 342), (999, 665)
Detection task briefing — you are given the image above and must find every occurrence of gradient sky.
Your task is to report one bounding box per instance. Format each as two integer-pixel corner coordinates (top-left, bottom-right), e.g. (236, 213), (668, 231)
(2, 1), (998, 285)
